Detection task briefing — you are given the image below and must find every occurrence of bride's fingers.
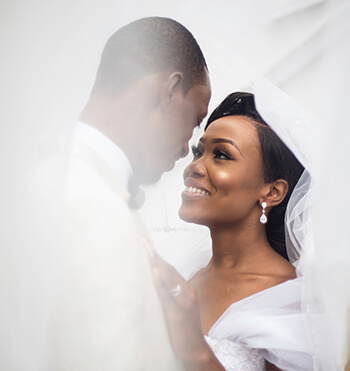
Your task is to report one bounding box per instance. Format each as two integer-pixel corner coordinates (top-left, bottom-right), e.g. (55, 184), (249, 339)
(152, 267), (179, 305)
(150, 263), (185, 307)
(151, 261), (185, 300)
(152, 268), (196, 319)
(144, 238), (186, 287)
(144, 238), (194, 308)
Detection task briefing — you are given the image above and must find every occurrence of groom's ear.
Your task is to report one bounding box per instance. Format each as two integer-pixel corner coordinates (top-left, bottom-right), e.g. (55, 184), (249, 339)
(263, 179), (289, 207)
(161, 72), (184, 108)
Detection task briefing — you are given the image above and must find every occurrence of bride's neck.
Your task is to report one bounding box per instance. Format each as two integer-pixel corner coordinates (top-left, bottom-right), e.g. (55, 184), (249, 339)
(209, 223), (270, 270)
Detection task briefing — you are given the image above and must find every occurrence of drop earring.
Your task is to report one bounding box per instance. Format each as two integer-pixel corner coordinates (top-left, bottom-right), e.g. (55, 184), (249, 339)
(260, 202), (267, 224)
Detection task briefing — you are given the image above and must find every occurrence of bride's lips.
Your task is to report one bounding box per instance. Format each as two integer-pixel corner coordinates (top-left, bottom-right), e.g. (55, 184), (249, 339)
(182, 178), (211, 199)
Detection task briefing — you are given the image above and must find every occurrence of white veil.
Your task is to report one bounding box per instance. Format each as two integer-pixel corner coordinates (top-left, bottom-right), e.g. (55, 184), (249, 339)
(2, 0), (350, 369)
(255, 77), (336, 370)
(254, 76), (320, 272)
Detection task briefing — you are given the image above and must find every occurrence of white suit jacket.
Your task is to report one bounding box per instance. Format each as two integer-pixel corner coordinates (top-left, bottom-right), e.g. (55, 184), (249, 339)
(21, 123), (181, 371)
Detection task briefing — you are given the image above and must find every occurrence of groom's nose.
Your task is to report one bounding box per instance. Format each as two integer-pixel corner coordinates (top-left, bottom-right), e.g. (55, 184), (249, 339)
(179, 143), (189, 159)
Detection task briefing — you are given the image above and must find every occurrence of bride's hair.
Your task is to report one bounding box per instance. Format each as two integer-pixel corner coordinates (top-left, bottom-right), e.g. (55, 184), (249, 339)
(205, 92), (304, 260)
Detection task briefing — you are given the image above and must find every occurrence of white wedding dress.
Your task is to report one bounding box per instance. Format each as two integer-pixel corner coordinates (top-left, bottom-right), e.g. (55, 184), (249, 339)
(182, 256), (313, 371)
(203, 279), (310, 371)
(205, 336), (265, 371)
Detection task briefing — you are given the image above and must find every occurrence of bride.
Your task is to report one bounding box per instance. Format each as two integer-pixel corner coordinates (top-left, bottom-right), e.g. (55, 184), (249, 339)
(146, 92), (325, 370)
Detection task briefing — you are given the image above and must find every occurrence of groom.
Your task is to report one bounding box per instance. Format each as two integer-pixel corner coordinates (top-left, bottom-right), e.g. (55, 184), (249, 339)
(35, 17), (210, 370)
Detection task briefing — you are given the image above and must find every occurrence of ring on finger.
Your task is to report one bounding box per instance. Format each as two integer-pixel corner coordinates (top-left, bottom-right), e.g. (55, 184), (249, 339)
(169, 283), (182, 297)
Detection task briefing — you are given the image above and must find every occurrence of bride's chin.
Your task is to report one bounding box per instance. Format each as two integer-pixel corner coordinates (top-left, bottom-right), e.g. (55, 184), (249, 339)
(178, 207), (203, 224)
(178, 208), (189, 222)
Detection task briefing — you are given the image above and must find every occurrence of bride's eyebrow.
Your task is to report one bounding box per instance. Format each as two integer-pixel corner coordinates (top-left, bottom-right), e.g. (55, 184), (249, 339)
(199, 137), (244, 157)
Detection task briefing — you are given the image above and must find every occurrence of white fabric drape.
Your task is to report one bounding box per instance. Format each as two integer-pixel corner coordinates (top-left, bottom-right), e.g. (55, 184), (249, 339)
(2, 0), (350, 369)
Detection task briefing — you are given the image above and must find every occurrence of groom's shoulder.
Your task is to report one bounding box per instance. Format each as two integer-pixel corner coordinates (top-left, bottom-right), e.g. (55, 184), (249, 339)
(32, 153), (131, 217)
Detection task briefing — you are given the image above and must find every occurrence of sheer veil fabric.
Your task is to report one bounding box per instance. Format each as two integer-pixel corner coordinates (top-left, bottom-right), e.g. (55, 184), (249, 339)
(255, 78), (336, 370)
(2, 0), (350, 370)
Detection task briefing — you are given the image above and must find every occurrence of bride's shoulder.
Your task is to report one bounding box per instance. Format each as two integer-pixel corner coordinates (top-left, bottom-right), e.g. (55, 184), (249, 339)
(242, 253), (297, 299)
(260, 250), (297, 284)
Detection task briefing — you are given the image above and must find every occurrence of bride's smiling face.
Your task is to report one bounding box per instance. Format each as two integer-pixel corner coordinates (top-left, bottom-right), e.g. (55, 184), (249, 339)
(179, 115), (266, 227)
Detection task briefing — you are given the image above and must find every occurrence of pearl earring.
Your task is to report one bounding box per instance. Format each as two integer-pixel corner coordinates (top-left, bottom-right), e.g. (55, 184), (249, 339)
(260, 202), (267, 224)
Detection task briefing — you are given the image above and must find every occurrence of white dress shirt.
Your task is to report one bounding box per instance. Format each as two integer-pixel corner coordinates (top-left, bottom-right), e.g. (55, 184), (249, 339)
(74, 121), (132, 190)
(8, 120), (181, 371)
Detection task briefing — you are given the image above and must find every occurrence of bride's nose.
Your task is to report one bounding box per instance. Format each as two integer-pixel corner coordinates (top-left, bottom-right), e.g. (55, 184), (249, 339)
(183, 155), (206, 179)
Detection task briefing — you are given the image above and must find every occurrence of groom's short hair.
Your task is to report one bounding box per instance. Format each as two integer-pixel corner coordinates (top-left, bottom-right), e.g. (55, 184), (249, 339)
(92, 17), (208, 96)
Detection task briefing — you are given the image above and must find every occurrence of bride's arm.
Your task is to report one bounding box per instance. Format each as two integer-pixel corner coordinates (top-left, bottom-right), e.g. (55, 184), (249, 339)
(145, 241), (225, 371)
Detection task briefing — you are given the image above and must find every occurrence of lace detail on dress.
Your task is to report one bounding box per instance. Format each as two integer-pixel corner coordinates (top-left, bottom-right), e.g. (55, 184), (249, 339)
(205, 335), (266, 371)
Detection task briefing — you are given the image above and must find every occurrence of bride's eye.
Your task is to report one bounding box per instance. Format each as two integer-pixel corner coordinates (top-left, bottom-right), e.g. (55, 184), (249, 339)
(191, 145), (202, 158)
(213, 147), (232, 160)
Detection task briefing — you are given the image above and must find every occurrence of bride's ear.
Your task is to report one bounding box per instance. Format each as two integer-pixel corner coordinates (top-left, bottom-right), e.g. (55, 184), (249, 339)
(262, 179), (289, 207)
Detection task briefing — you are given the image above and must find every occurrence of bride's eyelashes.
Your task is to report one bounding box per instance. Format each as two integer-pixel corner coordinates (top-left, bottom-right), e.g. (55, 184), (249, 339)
(213, 146), (234, 160)
(191, 144), (234, 161)
(191, 144), (203, 158)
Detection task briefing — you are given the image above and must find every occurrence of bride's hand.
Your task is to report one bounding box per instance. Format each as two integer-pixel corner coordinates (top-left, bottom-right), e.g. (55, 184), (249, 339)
(144, 239), (224, 371)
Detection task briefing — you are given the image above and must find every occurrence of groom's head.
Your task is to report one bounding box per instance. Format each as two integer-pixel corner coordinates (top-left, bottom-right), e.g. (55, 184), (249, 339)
(84, 17), (211, 184)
